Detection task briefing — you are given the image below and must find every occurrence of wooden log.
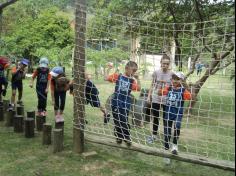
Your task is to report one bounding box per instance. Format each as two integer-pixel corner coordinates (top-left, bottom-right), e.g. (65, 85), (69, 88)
(42, 123), (52, 145)
(53, 129), (63, 153)
(24, 118), (34, 138)
(85, 133), (235, 172)
(14, 115), (24, 133)
(0, 105), (4, 121)
(27, 111), (35, 128)
(3, 99), (10, 112)
(3, 99), (10, 120)
(36, 115), (46, 131)
(5, 109), (15, 127)
(16, 105), (24, 116)
(55, 121), (64, 135)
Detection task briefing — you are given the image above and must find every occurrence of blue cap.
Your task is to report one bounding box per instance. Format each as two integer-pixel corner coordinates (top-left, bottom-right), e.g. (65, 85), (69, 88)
(20, 58), (29, 66)
(50, 66), (64, 77)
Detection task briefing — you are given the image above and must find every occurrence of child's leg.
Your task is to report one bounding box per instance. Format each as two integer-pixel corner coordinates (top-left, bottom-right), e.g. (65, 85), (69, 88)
(18, 84), (23, 102)
(118, 108), (131, 141)
(163, 118), (173, 150)
(54, 91), (60, 116)
(59, 91), (66, 115)
(111, 106), (124, 140)
(173, 117), (182, 145)
(152, 103), (161, 136)
(11, 89), (17, 105)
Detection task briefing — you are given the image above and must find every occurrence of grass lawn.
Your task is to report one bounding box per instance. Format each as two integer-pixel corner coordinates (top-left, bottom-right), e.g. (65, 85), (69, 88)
(0, 75), (234, 176)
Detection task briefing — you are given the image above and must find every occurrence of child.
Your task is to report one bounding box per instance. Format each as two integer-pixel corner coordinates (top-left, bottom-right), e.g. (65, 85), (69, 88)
(0, 56), (10, 102)
(50, 66), (70, 123)
(146, 54), (173, 143)
(105, 61), (141, 146)
(29, 57), (51, 116)
(69, 73), (110, 124)
(10, 58), (29, 109)
(158, 72), (191, 157)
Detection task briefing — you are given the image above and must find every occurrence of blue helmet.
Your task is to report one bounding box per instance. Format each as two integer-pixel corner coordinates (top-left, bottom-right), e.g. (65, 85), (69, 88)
(20, 58), (29, 66)
(50, 66), (64, 77)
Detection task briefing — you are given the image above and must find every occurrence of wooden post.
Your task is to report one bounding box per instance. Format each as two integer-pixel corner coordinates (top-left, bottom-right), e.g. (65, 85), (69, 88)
(42, 123), (52, 145)
(16, 105), (24, 116)
(55, 121), (64, 135)
(0, 104), (4, 121)
(14, 115), (24, 133)
(73, 0), (86, 154)
(27, 111), (35, 128)
(3, 99), (10, 119)
(5, 109), (15, 127)
(53, 129), (63, 153)
(24, 118), (34, 138)
(36, 115), (46, 131)
(3, 99), (9, 112)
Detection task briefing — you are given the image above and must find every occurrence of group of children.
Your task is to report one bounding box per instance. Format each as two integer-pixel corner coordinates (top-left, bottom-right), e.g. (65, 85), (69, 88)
(0, 55), (193, 160)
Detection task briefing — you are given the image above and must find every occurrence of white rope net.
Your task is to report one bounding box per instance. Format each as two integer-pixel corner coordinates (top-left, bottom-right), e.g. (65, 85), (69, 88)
(73, 4), (235, 166)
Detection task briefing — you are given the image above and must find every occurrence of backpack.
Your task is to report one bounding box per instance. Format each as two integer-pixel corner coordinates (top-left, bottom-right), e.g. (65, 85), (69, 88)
(55, 75), (69, 92)
(37, 67), (49, 84)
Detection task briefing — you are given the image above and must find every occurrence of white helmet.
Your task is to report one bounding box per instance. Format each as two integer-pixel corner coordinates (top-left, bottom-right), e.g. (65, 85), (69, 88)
(39, 57), (49, 68)
(173, 71), (185, 80)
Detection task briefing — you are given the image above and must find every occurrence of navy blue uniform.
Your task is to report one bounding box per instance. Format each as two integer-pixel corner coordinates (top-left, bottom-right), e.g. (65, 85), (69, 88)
(111, 75), (134, 141)
(163, 87), (186, 150)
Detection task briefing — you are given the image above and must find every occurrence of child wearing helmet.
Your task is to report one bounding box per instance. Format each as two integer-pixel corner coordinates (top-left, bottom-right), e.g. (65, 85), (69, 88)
(158, 71), (192, 156)
(9, 58), (29, 109)
(30, 57), (51, 116)
(0, 56), (10, 102)
(50, 66), (70, 123)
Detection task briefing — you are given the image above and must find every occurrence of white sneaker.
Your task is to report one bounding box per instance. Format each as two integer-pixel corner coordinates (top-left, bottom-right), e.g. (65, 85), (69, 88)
(55, 115), (61, 123)
(163, 157), (171, 165)
(171, 144), (178, 155)
(146, 135), (157, 144)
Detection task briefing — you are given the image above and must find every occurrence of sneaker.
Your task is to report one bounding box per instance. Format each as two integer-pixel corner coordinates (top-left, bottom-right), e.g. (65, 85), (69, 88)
(171, 144), (178, 155)
(58, 114), (64, 122)
(8, 103), (14, 111)
(163, 158), (171, 165)
(146, 135), (157, 144)
(124, 138), (132, 146)
(116, 138), (122, 144)
(104, 113), (111, 124)
(17, 100), (23, 105)
(55, 115), (61, 123)
(41, 111), (47, 116)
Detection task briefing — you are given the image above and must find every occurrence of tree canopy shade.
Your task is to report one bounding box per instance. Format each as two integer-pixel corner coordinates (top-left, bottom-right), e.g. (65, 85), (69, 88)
(2, 7), (74, 66)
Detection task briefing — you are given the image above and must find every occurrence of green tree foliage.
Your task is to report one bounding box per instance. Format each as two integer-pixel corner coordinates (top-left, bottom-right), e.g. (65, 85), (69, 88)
(2, 7), (74, 67)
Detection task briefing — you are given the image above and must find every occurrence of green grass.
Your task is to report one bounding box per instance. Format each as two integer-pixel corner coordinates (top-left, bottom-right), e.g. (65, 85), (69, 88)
(0, 75), (235, 176)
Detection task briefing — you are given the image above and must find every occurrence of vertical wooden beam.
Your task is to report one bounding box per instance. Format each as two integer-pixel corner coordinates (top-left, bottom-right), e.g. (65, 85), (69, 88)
(73, 0), (86, 153)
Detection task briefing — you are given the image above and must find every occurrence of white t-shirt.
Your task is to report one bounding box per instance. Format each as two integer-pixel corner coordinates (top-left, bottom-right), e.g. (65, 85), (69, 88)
(151, 69), (173, 104)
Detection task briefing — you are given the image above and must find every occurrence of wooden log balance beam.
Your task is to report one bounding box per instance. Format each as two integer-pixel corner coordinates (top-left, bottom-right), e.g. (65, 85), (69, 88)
(42, 123), (52, 145)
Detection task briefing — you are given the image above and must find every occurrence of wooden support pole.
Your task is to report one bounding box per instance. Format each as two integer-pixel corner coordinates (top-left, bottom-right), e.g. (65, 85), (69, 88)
(0, 104), (4, 121)
(53, 129), (63, 153)
(16, 105), (24, 116)
(42, 123), (52, 145)
(13, 115), (24, 133)
(36, 115), (46, 131)
(73, 0), (86, 154)
(24, 118), (34, 138)
(27, 111), (35, 128)
(5, 109), (15, 127)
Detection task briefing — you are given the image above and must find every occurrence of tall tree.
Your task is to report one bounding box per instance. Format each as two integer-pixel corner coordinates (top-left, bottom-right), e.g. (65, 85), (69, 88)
(0, 0), (19, 36)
